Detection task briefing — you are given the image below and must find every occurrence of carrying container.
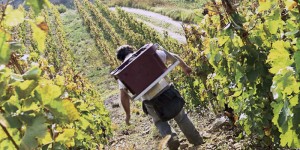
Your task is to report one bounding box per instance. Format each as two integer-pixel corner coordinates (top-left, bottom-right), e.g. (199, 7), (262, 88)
(111, 43), (167, 94)
(111, 43), (179, 100)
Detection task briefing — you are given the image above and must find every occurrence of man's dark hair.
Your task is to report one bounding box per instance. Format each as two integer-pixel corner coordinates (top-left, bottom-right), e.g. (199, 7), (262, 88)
(116, 45), (135, 61)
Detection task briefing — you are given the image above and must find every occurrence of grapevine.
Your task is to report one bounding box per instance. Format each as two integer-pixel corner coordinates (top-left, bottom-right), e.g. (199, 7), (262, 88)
(0, 1), (112, 149)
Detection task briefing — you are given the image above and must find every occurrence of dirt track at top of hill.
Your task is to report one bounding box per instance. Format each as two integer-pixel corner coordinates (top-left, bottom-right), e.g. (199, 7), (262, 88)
(109, 7), (187, 43)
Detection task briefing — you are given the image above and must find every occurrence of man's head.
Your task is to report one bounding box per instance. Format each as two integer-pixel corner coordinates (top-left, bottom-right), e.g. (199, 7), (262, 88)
(116, 45), (135, 61)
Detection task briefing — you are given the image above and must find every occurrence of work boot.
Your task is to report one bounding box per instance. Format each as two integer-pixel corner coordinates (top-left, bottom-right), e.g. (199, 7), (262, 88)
(167, 134), (180, 150)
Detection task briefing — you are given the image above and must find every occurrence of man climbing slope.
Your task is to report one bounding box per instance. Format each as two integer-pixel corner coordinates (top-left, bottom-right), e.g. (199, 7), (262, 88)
(115, 44), (203, 149)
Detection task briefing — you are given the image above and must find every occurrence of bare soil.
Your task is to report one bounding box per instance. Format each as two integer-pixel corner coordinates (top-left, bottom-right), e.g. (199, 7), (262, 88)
(104, 93), (249, 150)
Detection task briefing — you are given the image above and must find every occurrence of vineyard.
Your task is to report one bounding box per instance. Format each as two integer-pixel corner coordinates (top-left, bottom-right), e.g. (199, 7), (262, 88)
(0, 0), (111, 149)
(1, 0), (300, 149)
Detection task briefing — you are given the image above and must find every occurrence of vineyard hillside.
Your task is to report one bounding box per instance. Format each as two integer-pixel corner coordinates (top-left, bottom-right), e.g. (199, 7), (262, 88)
(1, 0), (300, 149)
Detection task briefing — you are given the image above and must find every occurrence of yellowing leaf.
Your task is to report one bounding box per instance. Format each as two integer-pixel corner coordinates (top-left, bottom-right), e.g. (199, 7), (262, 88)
(258, 1), (272, 12)
(272, 68), (299, 96)
(285, 0), (298, 10)
(218, 36), (230, 46)
(3, 5), (24, 27)
(34, 80), (62, 104)
(38, 131), (53, 145)
(267, 41), (293, 74)
(37, 22), (49, 32)
(56, 129), (75, 147)
(0, 30), (10, 64)
(290, 95), (298, 107)
(280, 126), (300, 148)
(268, 20), (280, 34)
(63, 99), (80, 122)
(79, 117), (90, 130)
(30, 22), (47, 52)
(54, 75), (65, 86)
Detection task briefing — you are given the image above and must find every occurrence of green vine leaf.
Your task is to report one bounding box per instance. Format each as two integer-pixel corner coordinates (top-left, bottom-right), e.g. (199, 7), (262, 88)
(293, 51), (300, 73)
(34, 80), (62, 105)
(218, 36), (230, 46)
(20, 116), (47, 150)
(22, 67), (41, 80)
(15, 80), (38, 99)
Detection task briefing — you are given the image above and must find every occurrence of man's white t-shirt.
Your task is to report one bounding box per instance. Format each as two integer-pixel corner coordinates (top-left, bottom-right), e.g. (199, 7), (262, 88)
(118, 50), (170, 100)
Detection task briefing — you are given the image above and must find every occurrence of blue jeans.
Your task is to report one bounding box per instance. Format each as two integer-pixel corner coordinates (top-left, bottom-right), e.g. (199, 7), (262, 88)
(144, 103), (203, 148)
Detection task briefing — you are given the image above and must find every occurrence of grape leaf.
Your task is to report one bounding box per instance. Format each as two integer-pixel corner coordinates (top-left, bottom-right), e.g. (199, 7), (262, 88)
(272, 68), (299, 97)
(20, 116), (47, 150)
(79, 117), (90, 130)
(62, 99), (80, 122)
(267, 41), (293, 74)
(22, 67), (41, 80)
(46, 100), (68, 121)
(3, 5), (24, 27)
(271, 101), (284, 130)
(278, 100), (290, 132)
(290, 95), (299, 107)
(258, 1), (272, 12)
(0, 31), (10, 65)
(284, 0), (298, 10)
(280, 125), (300, 148)
(294, 51), (300, 73)
(55, 129), (75, 147)
(268, 20), (280, 34)
(296, 38), (300, 50)
(218, 36), (230, 46)
(292, 104), (300, 129)
(38, 131), (52, 145)
(15, 80), (38, 99)
(34, 80), (62, 105)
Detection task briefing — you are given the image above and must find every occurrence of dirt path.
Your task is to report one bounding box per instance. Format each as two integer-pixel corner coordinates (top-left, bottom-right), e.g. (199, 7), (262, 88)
(109, 7), (187, 43)
(104, 93), (249, 149)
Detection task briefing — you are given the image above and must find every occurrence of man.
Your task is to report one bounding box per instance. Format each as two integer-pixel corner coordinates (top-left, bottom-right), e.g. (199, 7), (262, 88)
(116, 44), (203, 149)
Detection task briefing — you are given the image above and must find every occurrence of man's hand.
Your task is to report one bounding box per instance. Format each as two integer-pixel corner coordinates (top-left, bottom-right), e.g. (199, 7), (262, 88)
(183, 66), (192, 75)
(125, 114), (131, 125)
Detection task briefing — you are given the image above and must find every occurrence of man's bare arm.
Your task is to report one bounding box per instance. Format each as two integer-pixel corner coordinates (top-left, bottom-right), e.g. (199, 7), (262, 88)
(164, 51), (192, 75)
(120, 89), (131, 125)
